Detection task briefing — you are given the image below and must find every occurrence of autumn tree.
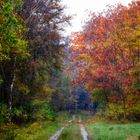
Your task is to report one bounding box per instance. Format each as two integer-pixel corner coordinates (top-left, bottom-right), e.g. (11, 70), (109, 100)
(70, 1), (140, 120)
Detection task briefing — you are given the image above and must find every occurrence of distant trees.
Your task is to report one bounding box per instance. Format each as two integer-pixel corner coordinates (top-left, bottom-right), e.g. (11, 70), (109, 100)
(70, 1), (140, 120)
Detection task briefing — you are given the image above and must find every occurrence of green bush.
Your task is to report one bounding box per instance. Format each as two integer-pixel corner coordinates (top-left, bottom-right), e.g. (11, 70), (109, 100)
(0, 103), (29, 123)
(5, 129), (17, 140)
(105, 103), (124, 118)
(32, 100), (56, 121)
(0, 103), (10, 123)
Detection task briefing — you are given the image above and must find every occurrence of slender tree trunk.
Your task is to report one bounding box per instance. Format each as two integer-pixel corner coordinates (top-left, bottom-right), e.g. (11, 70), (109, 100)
(121, 93), (126, 120)
(3, 55), (16, 122)
(9, 72), (16, 112)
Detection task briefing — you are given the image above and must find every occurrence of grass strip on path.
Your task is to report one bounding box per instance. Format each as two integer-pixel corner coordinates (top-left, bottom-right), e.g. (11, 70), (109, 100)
(58, 124), (83, 140)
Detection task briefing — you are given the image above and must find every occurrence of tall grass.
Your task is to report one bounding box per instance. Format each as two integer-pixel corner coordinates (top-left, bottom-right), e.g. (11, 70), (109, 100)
(85, 122), (140, 140)
(15, 121), (61, 140)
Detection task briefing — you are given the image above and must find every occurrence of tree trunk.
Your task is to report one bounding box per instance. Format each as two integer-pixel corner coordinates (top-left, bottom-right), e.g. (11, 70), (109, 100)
(121, 94), (126, 120)
(3, 55), (16, 122)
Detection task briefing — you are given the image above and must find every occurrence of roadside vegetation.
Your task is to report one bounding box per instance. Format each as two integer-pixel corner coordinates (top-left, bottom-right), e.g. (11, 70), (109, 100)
(0, 112), (72, 140)
(0, 118), (61, 140)
(85, 122), (140, 140)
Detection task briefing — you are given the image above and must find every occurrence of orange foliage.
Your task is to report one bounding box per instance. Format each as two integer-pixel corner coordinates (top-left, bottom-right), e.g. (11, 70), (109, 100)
(69, 1), (140, 112)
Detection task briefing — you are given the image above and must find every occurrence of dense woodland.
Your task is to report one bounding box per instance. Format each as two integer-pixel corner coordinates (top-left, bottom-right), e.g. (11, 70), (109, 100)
(0, 0), (72, 124)
(0, 0), (140, 139)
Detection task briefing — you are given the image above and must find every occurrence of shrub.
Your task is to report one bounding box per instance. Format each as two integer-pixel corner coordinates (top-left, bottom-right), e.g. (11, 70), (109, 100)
(0, 103), (10, 123)
(32, 100), (56, 121)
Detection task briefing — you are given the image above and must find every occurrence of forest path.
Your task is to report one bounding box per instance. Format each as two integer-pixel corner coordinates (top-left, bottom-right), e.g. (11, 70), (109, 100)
(79, 116), (90, 140)
(49, 114), (90, 140)
(49, 120), (72, 140)
(49, 126), (65, 140)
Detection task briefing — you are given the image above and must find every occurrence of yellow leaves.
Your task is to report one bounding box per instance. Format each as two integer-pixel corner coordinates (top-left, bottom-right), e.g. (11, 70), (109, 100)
(129, 63), (140, 75)
(42, 85), (55, 95)
(78, 53), (91, 60)
(106, 103), (124, 116)
(16, 83), (30, 95)
(33, 84), (55, 101)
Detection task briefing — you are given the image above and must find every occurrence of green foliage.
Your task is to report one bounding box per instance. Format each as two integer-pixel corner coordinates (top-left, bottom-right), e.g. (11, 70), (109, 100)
(56, 111), (72, 123)
(14, 121), (61, 140)
(132, 82), (140, 91)
(0, 120), (61, 140)
(0, 0), (70, 131)
(0, 0), (28, 125)
(4, 129), (17, 140)
(32, 100), (56, 121)
(0, 124), (17, 140)
(92, 88), (109, 115)
(0, 1), (28, 60)
(14, 0), (24, 10)
(105, 103), (124, 119)
(0, 103), (10, 123)
(91, 88), (105, 102)
(0, 104), (25, 123)
(16, 82), (30, 95)
(50, 73), (73, 111)
(12, 107), (23, 117)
